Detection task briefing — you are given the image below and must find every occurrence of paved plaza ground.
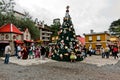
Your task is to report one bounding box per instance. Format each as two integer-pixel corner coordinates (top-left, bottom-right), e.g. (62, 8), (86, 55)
(82, 55), (119, 67)
(0, 55), (120, 80)
(1, 55), (119, 66)
(1, 57), (56, 66)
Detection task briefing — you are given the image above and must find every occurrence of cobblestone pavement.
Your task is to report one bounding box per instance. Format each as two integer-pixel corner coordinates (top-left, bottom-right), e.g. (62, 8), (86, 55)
(0, 55), (120, 80)
(1, 55), (119, 67)
(1, 57), (56, 66)
(82, 55), (119, 67)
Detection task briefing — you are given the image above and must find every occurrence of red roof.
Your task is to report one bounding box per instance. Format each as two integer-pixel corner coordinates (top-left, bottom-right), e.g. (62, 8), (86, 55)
(0, 23), (23, 34)
(77, 36), (85, 45)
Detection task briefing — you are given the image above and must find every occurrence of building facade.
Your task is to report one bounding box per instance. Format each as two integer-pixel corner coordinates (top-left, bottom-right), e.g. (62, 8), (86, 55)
(13, 10), (53, 45)
(13, 10), (25, 19)
(23, 28), (31, 41)
(84, 31), (110, 50)
(35, 21), (52, 45)
(0, 23), (23, 56)
(39, 26), (52, 45)
(23, 28), (33, 46)
(76, 35), (85, 46)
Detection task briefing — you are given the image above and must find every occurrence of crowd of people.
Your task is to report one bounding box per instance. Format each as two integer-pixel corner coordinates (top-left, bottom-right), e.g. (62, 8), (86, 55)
(14, 44), (87, 62)
(14, 44), (47, 60)
(3, 42), (120, 64)
(66, 43), (120, 62)
(100, 44), (119, 59)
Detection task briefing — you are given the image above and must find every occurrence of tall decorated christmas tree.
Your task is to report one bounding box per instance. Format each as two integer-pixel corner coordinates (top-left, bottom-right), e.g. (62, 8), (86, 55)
(52, 6), (82, 61)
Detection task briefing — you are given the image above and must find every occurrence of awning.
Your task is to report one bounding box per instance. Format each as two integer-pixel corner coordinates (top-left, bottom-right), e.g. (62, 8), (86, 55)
(15, 40), (24, 44)
(110, 38), (118, 41)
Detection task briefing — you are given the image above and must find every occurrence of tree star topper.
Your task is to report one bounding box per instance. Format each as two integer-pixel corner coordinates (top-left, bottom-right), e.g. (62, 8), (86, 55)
(66, 6), (69, 10)
(66, 6), (69, 12)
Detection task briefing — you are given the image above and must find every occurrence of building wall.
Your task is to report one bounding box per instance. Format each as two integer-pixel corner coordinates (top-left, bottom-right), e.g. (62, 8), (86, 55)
(85, 33), (110, 49)
(23, 28), (31, 40)
(13, 11), (25, 19)
(0, 33), (11, 40)
(0, 33), (22, 41)
(42, 30), (52, 41)
(39, 28), (52, 45)
(0, 33), (23, 55)
(85, 34), (107, 42)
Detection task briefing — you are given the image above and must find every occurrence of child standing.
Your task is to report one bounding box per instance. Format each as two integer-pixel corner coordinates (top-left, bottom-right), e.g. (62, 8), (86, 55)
(70, 52), (77, 62)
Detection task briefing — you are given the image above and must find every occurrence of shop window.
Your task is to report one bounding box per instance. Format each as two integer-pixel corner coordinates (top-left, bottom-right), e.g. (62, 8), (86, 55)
(42, 37), (45, 39)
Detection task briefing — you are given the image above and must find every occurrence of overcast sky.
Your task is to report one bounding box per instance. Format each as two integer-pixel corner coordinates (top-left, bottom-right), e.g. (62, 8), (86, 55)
(14, 0), (120, 36)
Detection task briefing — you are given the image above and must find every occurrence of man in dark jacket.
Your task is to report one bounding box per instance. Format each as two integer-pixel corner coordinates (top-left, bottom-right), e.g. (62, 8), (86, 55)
(40, 46), (46, 60)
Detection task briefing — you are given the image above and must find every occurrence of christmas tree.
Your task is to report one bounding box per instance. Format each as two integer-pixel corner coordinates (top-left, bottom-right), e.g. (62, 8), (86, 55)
(52, 6), (83, 61)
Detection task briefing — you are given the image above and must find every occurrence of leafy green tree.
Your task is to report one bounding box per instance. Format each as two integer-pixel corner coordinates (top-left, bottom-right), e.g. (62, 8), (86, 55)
(50, 19), (61, 37)
(0, 13), (40, 40)
(0, 0), (15, 14)
(0, 0), (40, 40)
(109, 19), (120, 36)
(19, 18), (40, 40)
(0, 0), (7, 12)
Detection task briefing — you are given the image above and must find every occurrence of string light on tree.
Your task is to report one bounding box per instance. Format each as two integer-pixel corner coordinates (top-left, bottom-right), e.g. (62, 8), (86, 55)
(52, 6), (83, 61)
